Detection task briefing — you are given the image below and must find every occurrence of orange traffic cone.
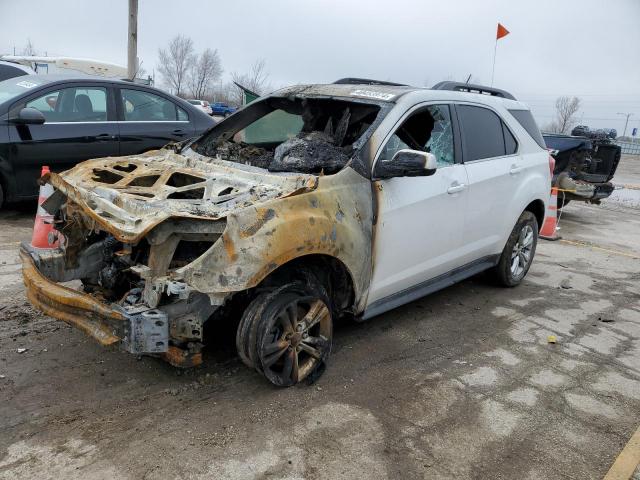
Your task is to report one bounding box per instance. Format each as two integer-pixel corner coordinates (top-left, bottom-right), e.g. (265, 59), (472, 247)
(31, 166), (60, 249)
(540, 187), (560, 241)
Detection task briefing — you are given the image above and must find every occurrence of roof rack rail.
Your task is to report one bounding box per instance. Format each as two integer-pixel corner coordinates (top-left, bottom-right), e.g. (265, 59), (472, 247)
(333, 77), (407, 87)
(432, 81), (516, 100)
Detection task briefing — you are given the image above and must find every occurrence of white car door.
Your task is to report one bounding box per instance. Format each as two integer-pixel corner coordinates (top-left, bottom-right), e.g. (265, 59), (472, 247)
(455, 104), (521, 263)
(366, 104), (469, 308)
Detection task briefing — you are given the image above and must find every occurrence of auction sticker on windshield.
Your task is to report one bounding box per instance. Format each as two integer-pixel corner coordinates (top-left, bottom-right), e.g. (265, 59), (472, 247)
(350, 89), (395, 101)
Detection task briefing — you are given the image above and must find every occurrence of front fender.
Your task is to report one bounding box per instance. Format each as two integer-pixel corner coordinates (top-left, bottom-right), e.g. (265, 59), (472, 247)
(179, 167), (374, 310)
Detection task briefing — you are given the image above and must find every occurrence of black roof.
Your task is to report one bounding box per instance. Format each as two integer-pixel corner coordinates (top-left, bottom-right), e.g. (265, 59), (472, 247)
(333, 77), (408, 87)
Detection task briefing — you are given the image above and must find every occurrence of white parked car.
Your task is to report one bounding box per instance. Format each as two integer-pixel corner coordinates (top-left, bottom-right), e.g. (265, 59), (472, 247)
(22, 79), (551, 386)
(187, 99), (212, 115)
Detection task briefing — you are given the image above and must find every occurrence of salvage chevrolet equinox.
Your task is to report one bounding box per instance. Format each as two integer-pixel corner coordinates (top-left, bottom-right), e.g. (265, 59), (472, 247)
(21, 79), (551, 386)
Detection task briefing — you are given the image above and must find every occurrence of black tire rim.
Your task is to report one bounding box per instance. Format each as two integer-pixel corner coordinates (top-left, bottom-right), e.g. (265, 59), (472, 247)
(259, 296), (331, 386)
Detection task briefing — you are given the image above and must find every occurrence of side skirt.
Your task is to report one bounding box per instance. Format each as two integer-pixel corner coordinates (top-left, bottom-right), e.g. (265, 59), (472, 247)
(360, 255), (500, 321)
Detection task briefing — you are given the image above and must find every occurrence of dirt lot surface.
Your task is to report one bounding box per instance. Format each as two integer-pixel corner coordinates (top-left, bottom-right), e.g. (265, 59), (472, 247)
(0, 157), (639, 479)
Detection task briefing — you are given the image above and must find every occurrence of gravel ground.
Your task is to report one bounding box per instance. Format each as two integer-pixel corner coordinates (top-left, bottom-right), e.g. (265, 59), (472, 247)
(0, 156), (638, 479)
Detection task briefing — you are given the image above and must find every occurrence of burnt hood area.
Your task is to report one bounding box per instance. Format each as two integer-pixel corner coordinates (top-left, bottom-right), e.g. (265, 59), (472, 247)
(191, 97), (381, 175)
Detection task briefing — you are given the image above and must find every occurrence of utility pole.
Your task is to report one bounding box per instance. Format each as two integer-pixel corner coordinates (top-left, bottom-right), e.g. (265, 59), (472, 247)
(617, 112), (633, 138)
(127, 0), (138, 80)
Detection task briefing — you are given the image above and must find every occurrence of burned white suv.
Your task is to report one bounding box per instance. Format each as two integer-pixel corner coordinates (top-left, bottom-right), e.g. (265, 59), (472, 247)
(22, 79), (551, 386)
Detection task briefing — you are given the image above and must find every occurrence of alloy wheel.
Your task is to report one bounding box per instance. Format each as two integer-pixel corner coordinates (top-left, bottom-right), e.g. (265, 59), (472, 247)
(259, 296), (332, 386)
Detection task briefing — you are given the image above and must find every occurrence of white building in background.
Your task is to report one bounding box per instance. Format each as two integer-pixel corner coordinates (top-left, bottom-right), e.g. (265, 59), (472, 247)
(0, 55), (128, 78)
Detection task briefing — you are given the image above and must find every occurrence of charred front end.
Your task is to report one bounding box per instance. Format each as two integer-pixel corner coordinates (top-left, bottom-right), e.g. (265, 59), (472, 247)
(20, 149), (319, 367)
(21, 87), (383, 369)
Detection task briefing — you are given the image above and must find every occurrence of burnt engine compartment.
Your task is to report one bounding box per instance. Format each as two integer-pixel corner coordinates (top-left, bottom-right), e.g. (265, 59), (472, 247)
(52, 204), (221, 308)
(193, 97), (380, 175)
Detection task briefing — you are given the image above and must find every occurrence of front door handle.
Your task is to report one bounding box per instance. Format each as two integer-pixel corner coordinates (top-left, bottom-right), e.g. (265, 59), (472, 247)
(447, 182), (467, 194)
(509, 165), (524, 175)
(95, 133), (115, 141)
(173, 129), (186, 137)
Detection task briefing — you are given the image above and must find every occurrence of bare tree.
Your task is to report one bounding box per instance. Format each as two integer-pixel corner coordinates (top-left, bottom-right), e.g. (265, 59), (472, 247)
(547, 96), (581, 134)
(157, 35), (195, 97)
(188, 48), (223, 99)
(230, 59), (272, 104)
(211, 81), (237, 105)
(22, 39), (37, 56)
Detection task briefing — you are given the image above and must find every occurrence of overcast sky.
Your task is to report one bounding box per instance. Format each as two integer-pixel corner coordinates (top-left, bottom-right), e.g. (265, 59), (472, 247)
(1, 0), (639, 134)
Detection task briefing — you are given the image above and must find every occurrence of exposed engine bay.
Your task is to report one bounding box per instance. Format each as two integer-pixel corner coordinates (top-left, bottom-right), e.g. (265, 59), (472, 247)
(192, 97), (381, 174)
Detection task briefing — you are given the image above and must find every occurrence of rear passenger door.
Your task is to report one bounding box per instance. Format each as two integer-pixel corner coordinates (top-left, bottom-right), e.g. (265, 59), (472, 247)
(116, 87), (195, 155)
(455, 104), (520, 263)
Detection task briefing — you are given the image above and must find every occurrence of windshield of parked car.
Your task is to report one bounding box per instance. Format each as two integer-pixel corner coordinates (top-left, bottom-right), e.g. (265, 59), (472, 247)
(192, 96), (381, 174)
(0, 76), (49, 105)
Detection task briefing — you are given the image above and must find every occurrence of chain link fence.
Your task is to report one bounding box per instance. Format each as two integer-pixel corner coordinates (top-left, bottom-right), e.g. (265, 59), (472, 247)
(615, 140), (640, 155)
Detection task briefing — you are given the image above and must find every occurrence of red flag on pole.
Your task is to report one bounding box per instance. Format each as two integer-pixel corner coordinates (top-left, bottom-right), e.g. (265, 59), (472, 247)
(496, 23), (510, 40)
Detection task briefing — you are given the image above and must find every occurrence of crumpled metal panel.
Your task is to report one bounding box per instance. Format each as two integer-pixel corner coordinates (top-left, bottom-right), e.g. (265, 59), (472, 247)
(177, 166), (373, 311)
(44, 148), (317, 243)
(21, 249), (124, 346)
(38, 148), (374, 314)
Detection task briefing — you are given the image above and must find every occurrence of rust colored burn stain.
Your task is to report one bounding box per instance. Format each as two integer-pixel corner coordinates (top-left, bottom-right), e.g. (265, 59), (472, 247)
(161, 345), (202, 368)
(222, 232), (238, 261)
(239, 208), (276, 238)
(20, 250), (123, 346)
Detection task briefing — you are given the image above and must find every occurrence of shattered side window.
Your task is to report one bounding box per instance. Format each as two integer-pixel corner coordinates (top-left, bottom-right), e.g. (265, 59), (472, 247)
(193, 97), (381, 175)
(380, 105), (455, 167)
(426, 105), (454, 167)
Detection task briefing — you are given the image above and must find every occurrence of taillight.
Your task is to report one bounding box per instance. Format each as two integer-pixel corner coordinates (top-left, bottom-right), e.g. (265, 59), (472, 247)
(548, 154), (555, 177)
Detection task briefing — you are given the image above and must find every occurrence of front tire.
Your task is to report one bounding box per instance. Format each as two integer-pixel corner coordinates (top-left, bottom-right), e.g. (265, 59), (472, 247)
(492, 211), (538, 287)
(236, 279), (333, 387)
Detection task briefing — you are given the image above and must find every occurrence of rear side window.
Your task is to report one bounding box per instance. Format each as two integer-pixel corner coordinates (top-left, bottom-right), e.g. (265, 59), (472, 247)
(503, 123), (517, 155)
(508, 109), (545, 148)
(177, 107), (189, 121)
(457, 105), (506, 161)
(121, 89), (179, 121)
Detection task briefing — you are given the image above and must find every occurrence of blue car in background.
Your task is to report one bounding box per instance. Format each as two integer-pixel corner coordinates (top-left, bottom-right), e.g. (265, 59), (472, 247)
(211, 102), (237, 117)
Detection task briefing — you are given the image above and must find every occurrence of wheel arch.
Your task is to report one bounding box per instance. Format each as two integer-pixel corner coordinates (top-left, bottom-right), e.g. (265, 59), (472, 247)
(524, 198), (545, 232)
(258, 253), (357, 316)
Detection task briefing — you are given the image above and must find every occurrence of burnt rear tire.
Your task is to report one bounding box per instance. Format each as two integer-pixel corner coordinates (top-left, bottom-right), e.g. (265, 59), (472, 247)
(236, 278), (332, 387)
(492, 211), (538, 287)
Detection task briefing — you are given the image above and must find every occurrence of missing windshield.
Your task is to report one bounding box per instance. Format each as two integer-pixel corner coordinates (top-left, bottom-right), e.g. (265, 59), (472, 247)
(193, 97), (380, 174)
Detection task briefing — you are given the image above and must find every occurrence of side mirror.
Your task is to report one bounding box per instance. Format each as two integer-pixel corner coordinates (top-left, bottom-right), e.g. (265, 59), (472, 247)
(9, 107), (46, 125)
(374, 149), (437, 179)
